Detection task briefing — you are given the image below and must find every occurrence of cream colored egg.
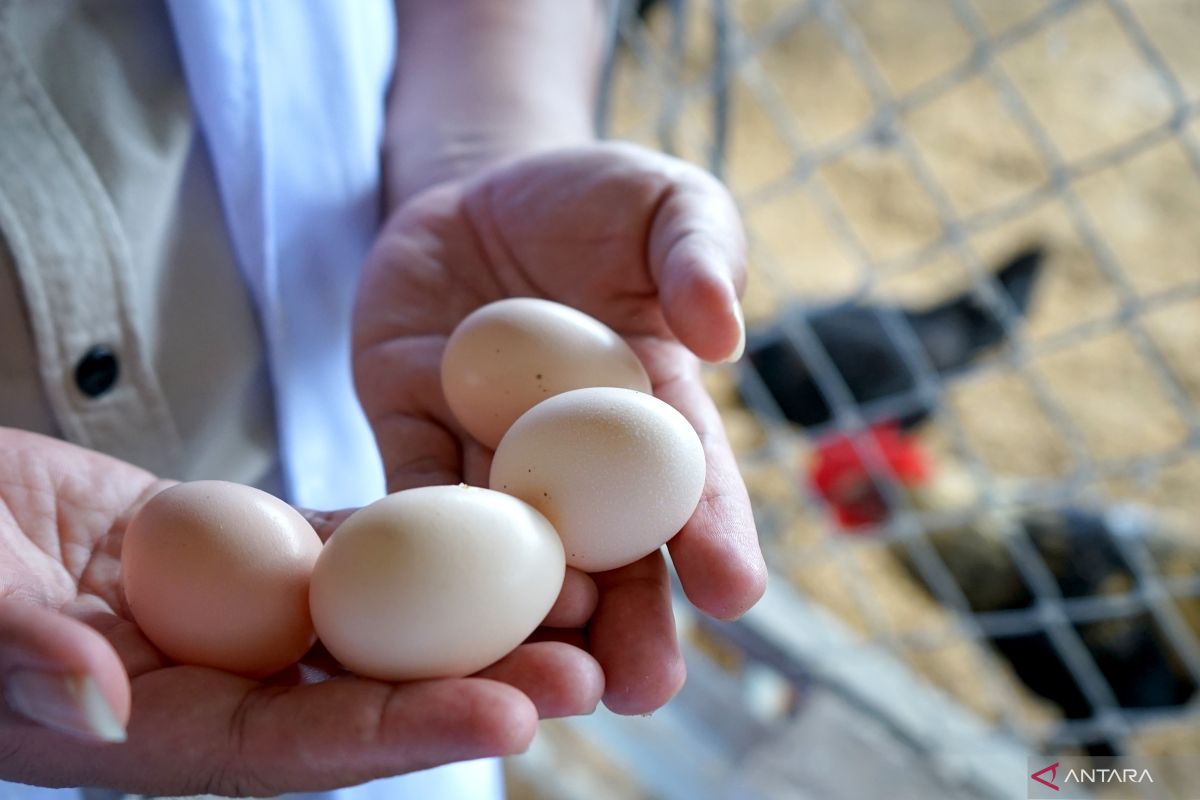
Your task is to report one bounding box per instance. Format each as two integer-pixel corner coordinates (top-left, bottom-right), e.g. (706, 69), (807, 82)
(309, 485), (565, 681)
(121, 480), (322, 677)
(490, 387), (706, 572)
(441, 297), (652, 449)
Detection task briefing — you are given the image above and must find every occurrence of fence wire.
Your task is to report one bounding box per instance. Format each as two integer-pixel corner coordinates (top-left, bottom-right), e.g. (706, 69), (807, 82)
(602, 0), (1200, 779)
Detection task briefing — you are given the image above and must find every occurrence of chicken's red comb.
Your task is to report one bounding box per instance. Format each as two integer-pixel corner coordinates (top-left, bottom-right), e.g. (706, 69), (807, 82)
(809, 421), (931, 508)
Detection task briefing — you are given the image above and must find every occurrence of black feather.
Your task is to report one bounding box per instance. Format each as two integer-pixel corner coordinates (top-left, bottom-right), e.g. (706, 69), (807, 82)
(913, 505), (1199, 754)
(743, 246), (1045, 431)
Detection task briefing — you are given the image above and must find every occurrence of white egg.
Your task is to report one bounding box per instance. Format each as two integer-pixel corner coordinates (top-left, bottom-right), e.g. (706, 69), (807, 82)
(441, 298), (651, 449)
(309, 485), (564, 681)
(490, 387), (706, 572)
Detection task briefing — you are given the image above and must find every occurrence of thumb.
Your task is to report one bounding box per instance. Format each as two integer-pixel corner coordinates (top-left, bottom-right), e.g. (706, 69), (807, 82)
(0, 599), (129, 742)
(647, 168), (747, 364)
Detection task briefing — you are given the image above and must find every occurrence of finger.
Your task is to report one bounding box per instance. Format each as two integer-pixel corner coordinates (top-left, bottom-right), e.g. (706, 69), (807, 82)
(655, 365), (767, 620)
(0, 599), (129, 742)
(589, 551), (686, 715)
(541, 568), (598, 628)
(462, 438), (493, 488)
(355, 337), (464, 491)
(4, 668), (537, 795)
(647, 166), (747, 363)
(357, 337), (494, 492)
(207, 675), (534, 788)
(373, 413), (463, 492)
(525, 628), (589, 650)
(152, 671), (533, 793)
(299, 508), (358, 543)
(473, 641), (603, 719)
(264, 640), (349, 687)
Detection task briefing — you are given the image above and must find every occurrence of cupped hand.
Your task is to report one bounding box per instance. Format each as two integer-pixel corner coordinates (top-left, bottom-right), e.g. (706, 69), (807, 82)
(0, 429), (601, 796)
(354, 142), (768, 714)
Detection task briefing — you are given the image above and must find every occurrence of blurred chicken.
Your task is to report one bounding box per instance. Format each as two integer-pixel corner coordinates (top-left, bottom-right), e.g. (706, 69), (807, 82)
(744, 246), (1043, 431)
(810, 424), (1200, 750)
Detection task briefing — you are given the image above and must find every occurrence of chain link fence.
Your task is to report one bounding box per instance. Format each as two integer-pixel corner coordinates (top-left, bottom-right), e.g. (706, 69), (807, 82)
(589, 0), (1200, 795)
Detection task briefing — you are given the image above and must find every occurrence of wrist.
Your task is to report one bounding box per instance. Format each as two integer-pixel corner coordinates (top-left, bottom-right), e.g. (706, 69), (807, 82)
(383, 122), (595, 211)
(382, 0), (607, 210)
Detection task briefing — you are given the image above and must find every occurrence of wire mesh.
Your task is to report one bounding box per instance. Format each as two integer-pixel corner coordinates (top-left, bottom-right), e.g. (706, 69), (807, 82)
(602, 0), (1200, 786)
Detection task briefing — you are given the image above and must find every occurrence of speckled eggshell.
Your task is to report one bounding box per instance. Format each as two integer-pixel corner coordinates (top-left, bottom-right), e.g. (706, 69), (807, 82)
(309, 485), (565, 681)
(441, 297), (652, 449)
(121, 480), (323, 677)
(490, 387), (707, 572)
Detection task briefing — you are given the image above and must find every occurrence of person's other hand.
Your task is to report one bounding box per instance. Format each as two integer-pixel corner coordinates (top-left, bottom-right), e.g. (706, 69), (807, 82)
(355, 142), (768, 714)
(0, 428), (600, 795)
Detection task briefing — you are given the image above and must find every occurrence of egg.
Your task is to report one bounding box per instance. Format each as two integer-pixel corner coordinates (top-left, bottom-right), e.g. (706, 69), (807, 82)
(441, 297), (652, 449)
(309, 485), (564, 681)
(121, 481), (322, 677)
(490, 387), (706, 572)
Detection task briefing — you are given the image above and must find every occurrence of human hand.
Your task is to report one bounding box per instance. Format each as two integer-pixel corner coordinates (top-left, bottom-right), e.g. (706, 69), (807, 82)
(0, 429), (600, 795)
(355, 142), (768, 714)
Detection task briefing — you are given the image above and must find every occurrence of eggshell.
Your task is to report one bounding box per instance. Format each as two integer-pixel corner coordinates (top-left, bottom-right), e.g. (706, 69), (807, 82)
(309, 485), (565, 681)
(121, 481), (322, 677)
(490, 387), (706, 572)
(441, 297), (652, 449)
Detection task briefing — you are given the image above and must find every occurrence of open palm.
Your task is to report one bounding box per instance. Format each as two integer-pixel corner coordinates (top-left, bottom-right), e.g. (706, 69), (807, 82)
(355, 143), (768, 713)
(0, 430), (600, 795)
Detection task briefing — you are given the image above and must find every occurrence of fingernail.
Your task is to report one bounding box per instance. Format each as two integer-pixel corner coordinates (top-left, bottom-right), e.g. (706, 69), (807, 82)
(5, 670), (127, 743)
(722, 301), (746, 363)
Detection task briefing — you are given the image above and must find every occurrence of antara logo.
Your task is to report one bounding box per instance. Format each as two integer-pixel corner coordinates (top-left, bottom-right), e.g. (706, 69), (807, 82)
(1030, 759), (1155, 794)
(1030, 762), (1059, 791)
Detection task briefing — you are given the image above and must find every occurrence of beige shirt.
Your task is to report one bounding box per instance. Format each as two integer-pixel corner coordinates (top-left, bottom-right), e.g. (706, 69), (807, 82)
(0, 0), (279, 490)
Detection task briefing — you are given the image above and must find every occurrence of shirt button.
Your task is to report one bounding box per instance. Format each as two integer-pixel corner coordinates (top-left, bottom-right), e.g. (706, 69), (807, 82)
(74, 346), (120, 398)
